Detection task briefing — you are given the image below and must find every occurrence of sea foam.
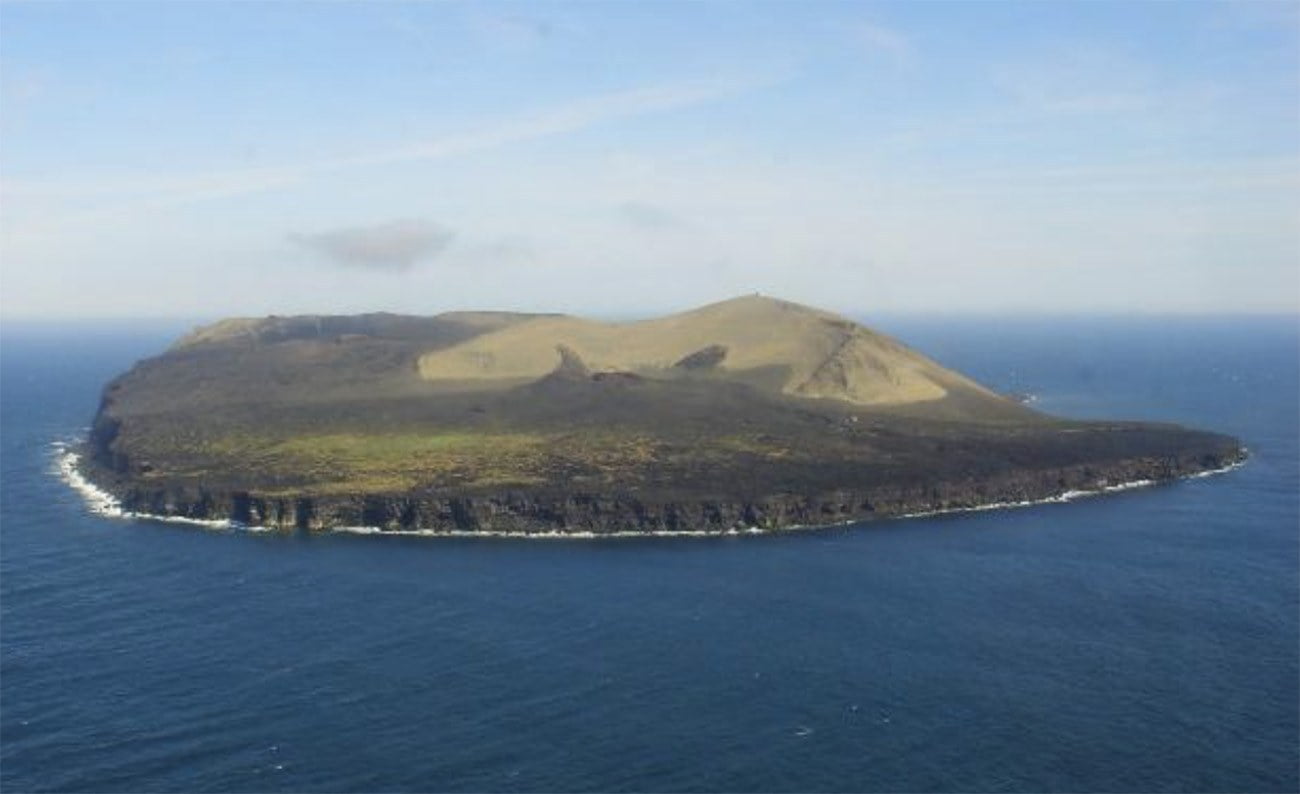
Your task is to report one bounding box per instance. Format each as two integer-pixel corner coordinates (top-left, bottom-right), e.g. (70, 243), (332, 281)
(51, 442), (254, 531)
(52, 439), (1247, 539)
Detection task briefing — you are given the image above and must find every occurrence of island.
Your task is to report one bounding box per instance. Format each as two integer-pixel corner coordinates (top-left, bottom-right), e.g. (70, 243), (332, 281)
(76, 295), (1245, 535)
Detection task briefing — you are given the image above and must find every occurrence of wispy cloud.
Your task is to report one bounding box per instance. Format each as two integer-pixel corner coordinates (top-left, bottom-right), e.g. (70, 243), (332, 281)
(0, 64), (53, 134)
(854, 22), (913, 66)
(993, 45), (1153, 116)
(331, 75), (769, 171)
(453, 235), (539, 267)
(617, 201), (690, 231)
(290, 219), (455, 271)
(1, 169), (296, 203)
(3, 74), (773, 232)
(0, 167), (303, 242)
(896, 157), (1300, 198)
(0, 66), (47, 103)
(470, 11), (556, 47)
(1206, 0), (1300, 33)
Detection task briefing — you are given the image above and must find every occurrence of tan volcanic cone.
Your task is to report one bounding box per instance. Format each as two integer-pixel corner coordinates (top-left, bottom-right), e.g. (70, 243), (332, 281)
(416, 294), (1007, 408)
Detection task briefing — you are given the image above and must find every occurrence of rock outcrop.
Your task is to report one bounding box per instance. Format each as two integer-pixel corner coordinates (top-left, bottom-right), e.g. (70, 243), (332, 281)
(84, 445), (1241, 534)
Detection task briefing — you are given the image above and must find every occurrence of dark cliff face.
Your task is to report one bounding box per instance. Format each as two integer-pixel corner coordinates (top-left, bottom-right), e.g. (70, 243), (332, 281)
(89, 386), (128, 473)
(84, 441), (1244, 535)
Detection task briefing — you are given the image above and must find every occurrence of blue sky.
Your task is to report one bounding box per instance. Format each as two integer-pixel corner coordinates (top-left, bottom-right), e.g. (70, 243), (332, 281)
(2, 1), (1296, 319)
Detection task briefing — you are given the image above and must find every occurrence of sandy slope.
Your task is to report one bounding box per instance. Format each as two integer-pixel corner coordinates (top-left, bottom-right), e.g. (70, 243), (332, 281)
(416, 295), (1004, 408)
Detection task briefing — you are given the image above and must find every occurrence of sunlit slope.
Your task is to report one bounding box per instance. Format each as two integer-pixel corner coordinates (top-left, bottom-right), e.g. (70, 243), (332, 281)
(110, 311), (550, 414)
(171, 310), (540, 350)
(417, 295), (1010, 409)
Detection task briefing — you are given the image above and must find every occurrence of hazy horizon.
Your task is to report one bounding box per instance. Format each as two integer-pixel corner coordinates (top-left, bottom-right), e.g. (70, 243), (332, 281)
(2, 302), (1296, 329)
(2, 1), (1297, 319)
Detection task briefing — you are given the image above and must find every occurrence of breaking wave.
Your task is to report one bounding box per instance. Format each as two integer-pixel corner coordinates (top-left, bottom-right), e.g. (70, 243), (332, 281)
(52, 439), (1247, 539)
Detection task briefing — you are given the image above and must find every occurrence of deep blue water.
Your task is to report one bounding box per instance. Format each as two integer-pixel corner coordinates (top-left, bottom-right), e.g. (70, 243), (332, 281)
(1, 316), (1296, 793)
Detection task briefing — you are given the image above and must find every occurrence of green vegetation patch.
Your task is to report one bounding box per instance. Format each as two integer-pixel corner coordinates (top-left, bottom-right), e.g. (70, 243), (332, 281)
(136, 426), (822, 496)
(271, 431), (544, 461)
(268, 431), (550, 491)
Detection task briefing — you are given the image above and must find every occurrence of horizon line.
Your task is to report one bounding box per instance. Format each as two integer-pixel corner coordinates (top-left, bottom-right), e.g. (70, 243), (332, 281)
(3, 309), (1298, 327)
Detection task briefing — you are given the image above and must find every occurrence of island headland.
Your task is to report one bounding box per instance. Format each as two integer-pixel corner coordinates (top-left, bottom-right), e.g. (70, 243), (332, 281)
(76, 295), (1245, 534)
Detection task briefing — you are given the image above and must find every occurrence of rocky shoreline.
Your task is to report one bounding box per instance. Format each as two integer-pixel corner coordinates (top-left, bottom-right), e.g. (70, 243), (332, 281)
(63, 442), (1246, 536)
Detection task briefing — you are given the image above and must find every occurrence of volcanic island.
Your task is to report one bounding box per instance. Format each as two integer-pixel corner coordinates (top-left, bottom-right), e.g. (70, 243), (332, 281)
(77, 295), (1245, 535)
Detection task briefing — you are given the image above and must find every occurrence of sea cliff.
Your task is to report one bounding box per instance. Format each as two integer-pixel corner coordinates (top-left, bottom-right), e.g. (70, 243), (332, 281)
(77, 444), (1243, 534)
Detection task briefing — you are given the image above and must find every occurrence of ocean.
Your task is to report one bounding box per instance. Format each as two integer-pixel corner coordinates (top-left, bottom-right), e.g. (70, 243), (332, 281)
(1, 315), (1296, 793)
